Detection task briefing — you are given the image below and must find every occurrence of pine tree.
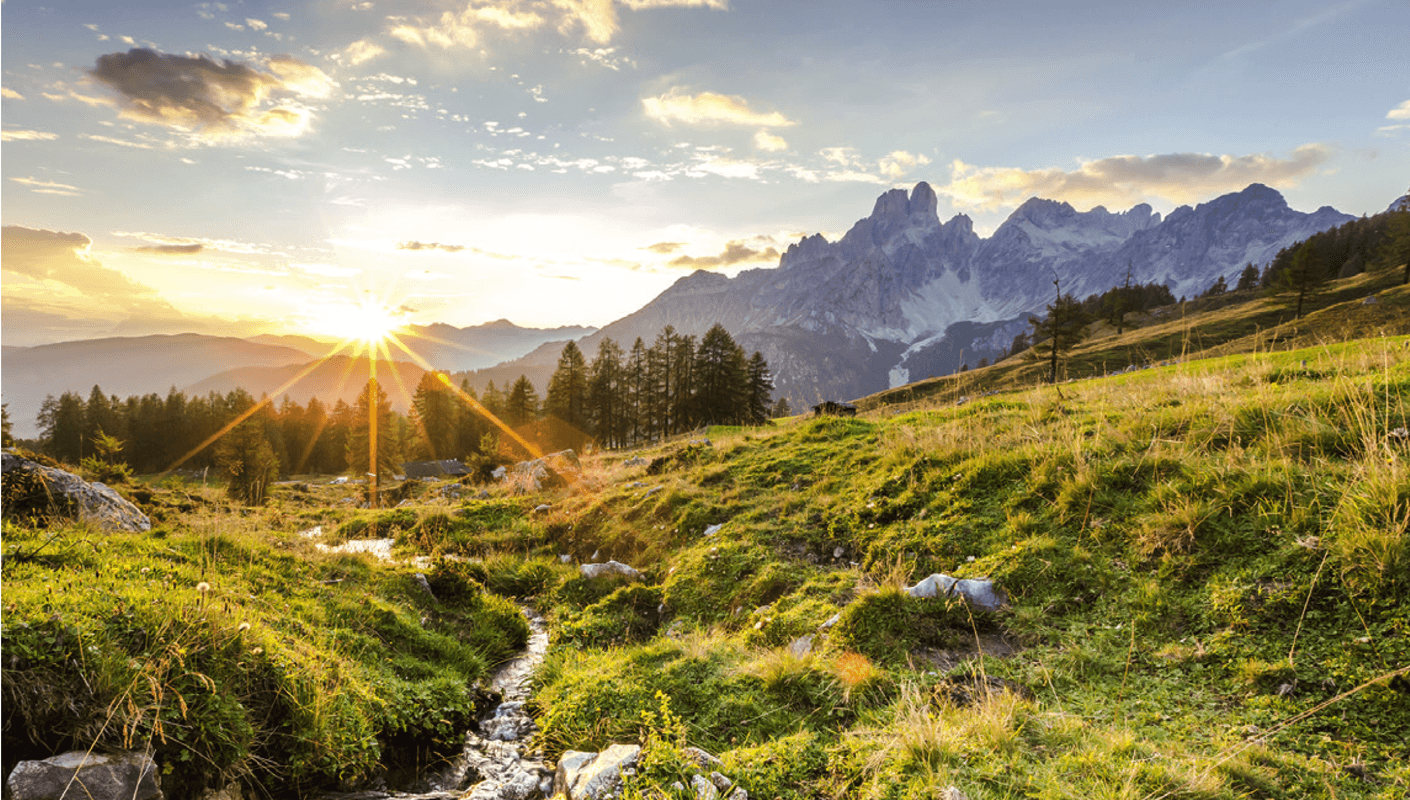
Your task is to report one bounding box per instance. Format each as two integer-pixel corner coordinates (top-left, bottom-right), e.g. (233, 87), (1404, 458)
(693, 324), (747, 424)
(1029, 292), (1092, 383)
(505, 375), (540, 428)
(216, 417), (281, 505)
(545, 341), (591, 432)
(1276, 245), (1325, 319)
(745, 351), (772, 424)
(345, 379), (401, 479)
(1236, 263), (1260, 292)
(588, 338), (626, 448)
(412, 371), (458, 460)
(38, 391), (86, 464)
(1378, 191), (1410, 285)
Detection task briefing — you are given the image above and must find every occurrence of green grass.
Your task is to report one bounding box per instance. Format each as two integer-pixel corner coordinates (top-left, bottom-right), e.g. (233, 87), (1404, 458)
(4, 327), (1408, 799)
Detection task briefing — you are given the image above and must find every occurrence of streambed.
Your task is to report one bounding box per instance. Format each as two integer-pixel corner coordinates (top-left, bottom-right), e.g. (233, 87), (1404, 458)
(323, 607), (554, 800)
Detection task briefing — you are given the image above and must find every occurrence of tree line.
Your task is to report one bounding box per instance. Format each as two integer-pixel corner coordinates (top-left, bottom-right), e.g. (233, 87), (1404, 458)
(28, 323), (774, 482)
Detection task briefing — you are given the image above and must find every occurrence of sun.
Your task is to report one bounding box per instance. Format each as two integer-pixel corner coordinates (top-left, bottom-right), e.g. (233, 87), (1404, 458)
(306, 300), (407, 345)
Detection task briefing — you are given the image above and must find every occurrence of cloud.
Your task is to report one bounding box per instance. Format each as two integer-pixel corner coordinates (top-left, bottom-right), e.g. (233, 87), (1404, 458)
(133, 243), (205, 254)
(1388, 99), (1410, 120)
(2, 87), (24, 100)
(246, 18), (268, 31)
(9, 177), (83, 196)
(939, 145), (1335, 210)
(643, 89), (794, 127)
(668, 240), (779, 269)
(819, 146), (861, 167)
(343, 39), (387, 65)
(620, 0), (727, 7)
(86, 48), (333, 139)
(82, 133), (156, 149)
(644, 241), (684, 254)
(390, 3), (547, 49)
(398, 240), (467, 252)
(878, 150), (930, 179)
(3, 129), (59, 142)
(753, 129), (787, 152)
(2, 226), (158, 304)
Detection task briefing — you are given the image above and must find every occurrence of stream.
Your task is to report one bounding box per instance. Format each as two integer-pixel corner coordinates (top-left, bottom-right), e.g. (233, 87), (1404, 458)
(325, 607), (554, 800)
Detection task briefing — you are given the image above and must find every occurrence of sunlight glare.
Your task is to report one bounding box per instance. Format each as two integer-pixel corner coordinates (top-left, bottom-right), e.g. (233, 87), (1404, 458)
(307, 301), (407, 344)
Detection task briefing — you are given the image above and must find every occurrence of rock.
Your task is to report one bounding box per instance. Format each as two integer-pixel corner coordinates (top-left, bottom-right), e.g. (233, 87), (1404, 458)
(492, 466), (508, 481)
(1363, 295), (1378, 304)
(787, 635), (814, 657)
(7, 750), (162, 800)
(710, 771), (733, 791)
(682, 747), (723, 771)
(412, 572), (435, 598)
(476, 489), (492, 500)
(818, 613), (841, 630)
(904, 573), (1007, 610)
(703, 523), (724, 537)
(623, 456), (649, 467)
(560, 554), (574, 564)
(506, 450), (581, 493)
(534, 504), (552, 513)
(692, 773), (719, 800)
(2, 453), (151, 533)
(833, 546), (846, 559)
(727, 788), (748, 800)
(940, 787), (967, 800)
(579, 561), (644, 581)
(554, 744), (641, 799)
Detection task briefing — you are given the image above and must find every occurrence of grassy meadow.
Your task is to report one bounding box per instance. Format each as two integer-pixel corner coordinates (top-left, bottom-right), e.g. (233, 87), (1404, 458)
(3, 282), (1409, 798)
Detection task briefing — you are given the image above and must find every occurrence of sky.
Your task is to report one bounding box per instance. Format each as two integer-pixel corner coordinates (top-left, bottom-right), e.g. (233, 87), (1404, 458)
(3, 0), (1408, 347)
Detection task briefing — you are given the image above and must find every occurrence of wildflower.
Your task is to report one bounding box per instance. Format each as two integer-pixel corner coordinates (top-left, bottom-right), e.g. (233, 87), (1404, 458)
(196, 581), (211, 593)
(237, 622), (251, 633)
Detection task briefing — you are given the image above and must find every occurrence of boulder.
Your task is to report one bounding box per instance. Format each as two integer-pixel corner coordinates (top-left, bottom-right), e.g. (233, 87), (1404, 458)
(1, 453), (151, 533)
(507, 450), (581, 492)
(904, 573), (1007, 610)
(579, 561), (644, 582)
(691, 773), (719, 800)
(6, 750), (162, 800)
(553, 743), (640, 799)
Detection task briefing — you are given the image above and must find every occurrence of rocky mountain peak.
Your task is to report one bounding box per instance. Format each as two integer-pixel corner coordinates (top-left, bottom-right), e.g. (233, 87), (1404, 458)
(869, 181), (939, 223)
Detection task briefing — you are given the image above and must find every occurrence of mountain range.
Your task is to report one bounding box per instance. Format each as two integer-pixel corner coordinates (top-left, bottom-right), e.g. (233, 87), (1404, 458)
(460, 182), (1354, 404)
(3, 183), (1367, 438)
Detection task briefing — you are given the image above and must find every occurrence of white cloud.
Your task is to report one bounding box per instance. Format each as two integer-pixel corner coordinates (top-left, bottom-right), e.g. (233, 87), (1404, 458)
(643, 89), (793, 127)
(620, 0), (727, 8)
(2, 87), (25, 100)
(2, 129), (58, 141)
(939, 144), (1335, 210)
(819, 146), (862, 168)
(753, 129), (787, 152)
(1387, 99), (1410, 120)
(878, 150), (930, 179)
(246, 18), (268, 31)
(9, 177), (83, 196)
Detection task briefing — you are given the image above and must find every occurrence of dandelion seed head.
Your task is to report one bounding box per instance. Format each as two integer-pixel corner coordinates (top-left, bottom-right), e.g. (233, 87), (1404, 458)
(196, 582), (211, 593)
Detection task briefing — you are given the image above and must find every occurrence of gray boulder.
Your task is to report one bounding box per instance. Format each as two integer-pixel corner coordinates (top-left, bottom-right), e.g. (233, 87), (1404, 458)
(904, 573), (1007, 610)
(507, 450), (581, 492)
(579, 561), (644, 582)
(6, 750), (162, 800)
(554, 743), (641, 799)
(1, 453), (151, 533)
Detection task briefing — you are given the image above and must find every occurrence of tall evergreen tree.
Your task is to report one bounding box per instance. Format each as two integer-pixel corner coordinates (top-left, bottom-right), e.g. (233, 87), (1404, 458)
(412, 371), (459, 460)
(216, 417), (281, 505)
(38, 391), (86, 464)
(545, 341), (591, 431)
(1236, 263), (1260, 292)
(345, 380), (400, 478)
(504, 375), (540, 428)
(745, 351), (772, 425)
(693, 324), (747, 424)
(588, 338), (626, 448)
(625, 338), (649, 445)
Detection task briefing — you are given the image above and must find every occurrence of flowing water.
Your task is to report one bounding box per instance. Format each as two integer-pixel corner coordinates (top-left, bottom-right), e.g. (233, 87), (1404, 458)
(323, 607), (554, 800)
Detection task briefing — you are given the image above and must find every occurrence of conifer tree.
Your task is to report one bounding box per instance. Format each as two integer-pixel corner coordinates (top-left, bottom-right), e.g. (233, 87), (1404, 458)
(412, 371), (459, 459)
(1029, 292), (1092, 383)
(589, 338), (626, 448)
(546, 341), (591, 432)
(505, 375), (540, 427)
(745, 351), (772, 424)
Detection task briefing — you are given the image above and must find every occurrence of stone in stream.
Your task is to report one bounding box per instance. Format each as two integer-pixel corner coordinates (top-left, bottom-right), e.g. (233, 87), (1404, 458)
(553, 744), (641, 800)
